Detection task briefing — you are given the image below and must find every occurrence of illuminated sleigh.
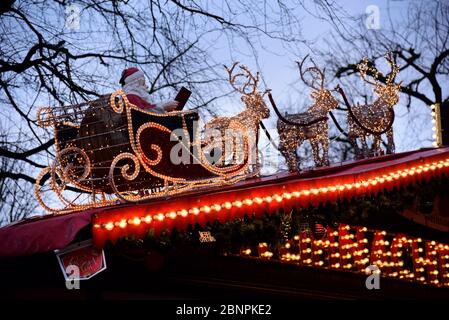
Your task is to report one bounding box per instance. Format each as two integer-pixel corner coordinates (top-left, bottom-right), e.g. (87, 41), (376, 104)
(35, 90), (251, 213)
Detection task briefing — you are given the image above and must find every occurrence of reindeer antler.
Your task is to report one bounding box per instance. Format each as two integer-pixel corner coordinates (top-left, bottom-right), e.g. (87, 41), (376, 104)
(239, 65), (260, 94)
(224, 62), (242, 93)
(224, 62), (260, 95)
(357, 53), (400, 87)
(356, 57), (380, 86)
(385, 52), (399, 85)
(297, 55), (325, 91)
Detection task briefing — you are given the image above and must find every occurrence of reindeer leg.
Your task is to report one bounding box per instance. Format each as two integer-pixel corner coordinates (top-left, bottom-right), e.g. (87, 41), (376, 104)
(348, 123), (362, 159)
(371, 136), (380, 156)
(361, 135), (369, 158)
(254, 127), (260, 170)
(376, 136), (383, 155)
(295, 137), (303, 171)
(386, 128), (395, 154)
(322, 137), (330, 166)
(229, 126), (242, 166)
(281, 148), (298, 172)
(213, 127), (226, 166)
(243, 128), (257, 172)
(279, 132), (299, 172)
(349, 134), (361, 159)
(311, 139), (322, 167)
(320, 123), (330, 166)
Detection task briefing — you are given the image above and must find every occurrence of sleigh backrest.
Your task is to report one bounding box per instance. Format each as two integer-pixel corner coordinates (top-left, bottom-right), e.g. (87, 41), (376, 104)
(37, 94), (113, 151)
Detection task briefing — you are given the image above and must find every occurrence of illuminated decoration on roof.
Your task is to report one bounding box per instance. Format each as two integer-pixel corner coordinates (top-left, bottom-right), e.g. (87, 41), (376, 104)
(34, 89), (256, 214)
(276, 56), (338, 171)
(339, 52), (401, 159)
(205, 62), (270, 173)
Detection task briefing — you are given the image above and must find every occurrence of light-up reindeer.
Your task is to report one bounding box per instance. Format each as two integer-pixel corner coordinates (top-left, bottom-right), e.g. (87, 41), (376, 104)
(273, 56), (338, 171)
(337, 53), (401, 159)
(204, 63), (270, 171)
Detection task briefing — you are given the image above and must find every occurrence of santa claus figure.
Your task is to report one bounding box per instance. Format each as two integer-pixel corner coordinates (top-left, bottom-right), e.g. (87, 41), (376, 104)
(119, 67), (179, 113)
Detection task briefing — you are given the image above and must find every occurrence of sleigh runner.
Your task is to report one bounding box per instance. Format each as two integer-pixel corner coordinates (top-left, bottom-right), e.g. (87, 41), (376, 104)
(35, 90), (252, 214)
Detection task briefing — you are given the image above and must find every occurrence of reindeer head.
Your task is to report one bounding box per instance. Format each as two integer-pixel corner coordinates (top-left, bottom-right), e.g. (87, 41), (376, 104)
(225, 62), (270, 119)
(357, 52), (401, 107)
(297, 55), (338, 113)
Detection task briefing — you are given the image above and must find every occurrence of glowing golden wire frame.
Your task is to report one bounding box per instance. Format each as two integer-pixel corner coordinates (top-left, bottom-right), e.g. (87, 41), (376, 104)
(197, 119), (252, 175)
(103, 89), (254, 203)
(122, 101), (250, 180)
(34, 162), (117, 214)
(35, 89), (255, 213)
(108, 118), (251, 202)
(36, 107), (55, 128)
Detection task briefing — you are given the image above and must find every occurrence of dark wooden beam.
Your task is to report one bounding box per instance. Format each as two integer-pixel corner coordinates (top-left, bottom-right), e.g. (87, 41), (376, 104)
(440, 101), (449, 146)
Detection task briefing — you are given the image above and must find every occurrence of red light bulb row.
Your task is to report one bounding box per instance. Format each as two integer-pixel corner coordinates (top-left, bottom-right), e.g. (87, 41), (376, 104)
(94, 158), (449, 232)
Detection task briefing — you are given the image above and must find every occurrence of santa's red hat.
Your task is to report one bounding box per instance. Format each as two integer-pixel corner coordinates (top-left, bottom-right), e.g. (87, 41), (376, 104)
(119, 67), (144, 85)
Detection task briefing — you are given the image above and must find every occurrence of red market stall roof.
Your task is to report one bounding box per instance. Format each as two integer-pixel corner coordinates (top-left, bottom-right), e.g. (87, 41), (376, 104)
(92, 147), (449, 247)
(1, 147), (449, 258)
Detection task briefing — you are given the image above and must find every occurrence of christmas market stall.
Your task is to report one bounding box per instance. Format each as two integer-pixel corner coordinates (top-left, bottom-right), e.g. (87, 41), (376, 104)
(1, 59), (449, 299)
